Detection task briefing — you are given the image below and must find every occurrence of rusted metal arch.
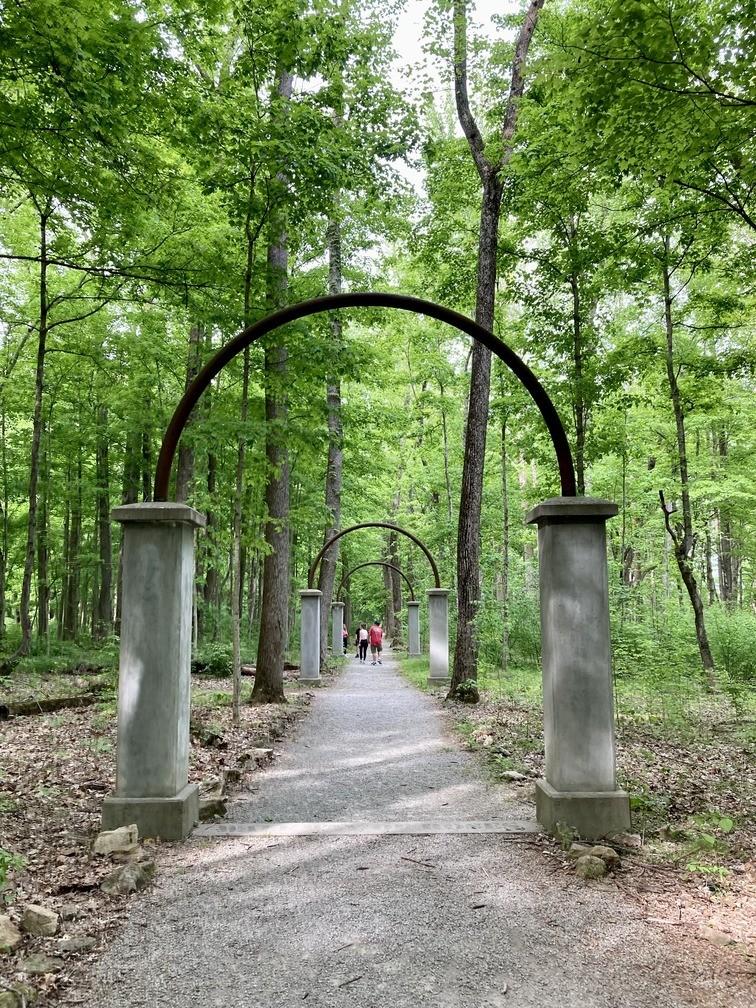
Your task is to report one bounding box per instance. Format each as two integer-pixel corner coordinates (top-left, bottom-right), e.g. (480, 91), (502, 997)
(154, 293), (577, 501)
(308, 522), (440, 590)
(336, 562), (416, 603)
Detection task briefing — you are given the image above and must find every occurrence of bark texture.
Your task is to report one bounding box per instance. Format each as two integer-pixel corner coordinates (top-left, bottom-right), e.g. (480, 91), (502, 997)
(659, 240), (715, 682)
(449, 0), (545, 696)
(317, 211), (344, 669)
(252, 69), (294, 706)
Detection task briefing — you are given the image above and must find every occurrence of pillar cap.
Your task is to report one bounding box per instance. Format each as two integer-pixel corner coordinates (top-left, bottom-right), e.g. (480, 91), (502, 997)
(426, 588), (451, 597)
(407, 600), (421, 607)
(112, 502), (206, 529)
(526, 497), (618, 526)
(331, 600), (345, 608)
(300, 588), (322, 598)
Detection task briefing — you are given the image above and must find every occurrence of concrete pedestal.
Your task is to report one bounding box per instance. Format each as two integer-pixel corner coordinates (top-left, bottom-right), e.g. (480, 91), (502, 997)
(300, 589), (322, 684)
(331, 601), (345, 656)
(427, 589), (451, 685)
(102, 503), (205, 841)
(407, 601), (421, 656)
(526, 497), (630, 839)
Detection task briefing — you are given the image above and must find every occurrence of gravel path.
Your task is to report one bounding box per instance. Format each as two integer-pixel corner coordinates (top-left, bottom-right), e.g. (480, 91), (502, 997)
(59, 656), (754, 1008)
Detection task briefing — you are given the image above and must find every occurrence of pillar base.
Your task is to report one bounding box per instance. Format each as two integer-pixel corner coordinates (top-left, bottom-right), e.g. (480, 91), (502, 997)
(298, 673), (322, 686)
(535, 779), (630, 840)
(102, 783), (199, 841)
(426, 676), (450, 687)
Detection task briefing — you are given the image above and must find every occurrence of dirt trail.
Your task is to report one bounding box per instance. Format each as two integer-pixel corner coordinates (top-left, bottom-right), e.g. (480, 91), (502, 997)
(58, 656), (755, 1008)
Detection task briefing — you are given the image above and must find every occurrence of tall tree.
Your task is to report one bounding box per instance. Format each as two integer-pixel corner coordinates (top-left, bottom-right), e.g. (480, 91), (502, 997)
(251, 68), (294, 706)
(449, 0), (545, 698)
(317, 209), (345, 670)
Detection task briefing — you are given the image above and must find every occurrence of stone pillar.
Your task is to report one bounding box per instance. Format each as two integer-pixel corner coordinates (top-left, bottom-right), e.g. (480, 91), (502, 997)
(102, 503), (205, 841)
(331, 601), (345, 656)
(299, 589), (322, 685)
(427, 588), (451, 685)
(526, 497), (631, 840)
(407, 601), (421, 656)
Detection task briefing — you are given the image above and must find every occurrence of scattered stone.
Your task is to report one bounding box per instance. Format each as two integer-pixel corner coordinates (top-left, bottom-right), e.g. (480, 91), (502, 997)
(20, 904), (59, 937)
(110, 845), (148, 865)
(58, 903), (84, 921)
(58, 935), (97, 953)
(700, 927), (736, 947)
(19, 952), (65, 975)
(92, 824), (139, 855)
(567, 843), (593, 860)
(200, 777), (225, 798)
(0, 983), (37, 1008)
(224, 768), (242, 785)
(586, 845), (621, 871)
(247, 747), (274, 764)
(0, 915), (22, 950)
(199, 797), (228, 821)
(501, 770), (529, 782)
(606, 831), (642, 850)
(574, 855), (607, 880)
(101, 861), (155, 896)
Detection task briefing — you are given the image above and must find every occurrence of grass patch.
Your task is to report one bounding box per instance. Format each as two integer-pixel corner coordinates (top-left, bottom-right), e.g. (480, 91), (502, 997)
(395, 656), (430, 689)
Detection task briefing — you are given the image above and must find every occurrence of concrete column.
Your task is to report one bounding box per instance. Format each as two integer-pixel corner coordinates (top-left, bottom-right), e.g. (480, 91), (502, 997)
(526, 497), (631, 840)
(407, 601), (421, 657)
(427, 588), (451, 685)
(299, 589), (322, 685)
(102, 503), (205, 841)
(331, 601), (345, 656)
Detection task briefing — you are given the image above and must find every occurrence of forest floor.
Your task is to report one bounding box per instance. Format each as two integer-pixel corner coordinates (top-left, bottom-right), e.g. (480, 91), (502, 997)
(430, 679), (756, 985)
(0, 659), (754, 1004)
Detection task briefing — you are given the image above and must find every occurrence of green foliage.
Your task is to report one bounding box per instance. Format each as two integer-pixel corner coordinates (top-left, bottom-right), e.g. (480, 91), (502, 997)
(395, 657), (431, 690)
(193, 644), (234, 679)
(707, 607), (756, 695)
(0, 849), (25, 905)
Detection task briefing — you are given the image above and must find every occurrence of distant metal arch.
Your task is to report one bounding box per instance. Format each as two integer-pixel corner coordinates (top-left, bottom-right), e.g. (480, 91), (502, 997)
(308, 522), (440, 590)
(336, 562), (416, 602)
(154, 293), (577, 501)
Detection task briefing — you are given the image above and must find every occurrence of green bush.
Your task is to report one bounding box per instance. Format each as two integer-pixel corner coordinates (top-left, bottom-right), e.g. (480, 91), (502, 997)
(708, 606), (756, 684)
(193, 643), (233, 678)
(0, 849), (25, 905)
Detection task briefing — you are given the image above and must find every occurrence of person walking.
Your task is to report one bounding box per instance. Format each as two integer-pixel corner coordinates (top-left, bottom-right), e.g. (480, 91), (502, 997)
(357, 622), (369, 663)
(342, 624), (348, 655)
(368, 619), (383, 665)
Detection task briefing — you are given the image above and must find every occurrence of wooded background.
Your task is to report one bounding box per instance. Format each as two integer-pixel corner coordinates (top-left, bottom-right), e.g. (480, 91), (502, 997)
(1, 0), (754, 710)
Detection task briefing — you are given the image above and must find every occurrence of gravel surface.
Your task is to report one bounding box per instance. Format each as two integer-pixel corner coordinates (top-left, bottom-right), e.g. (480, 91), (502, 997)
(58, 656), (755, 1008)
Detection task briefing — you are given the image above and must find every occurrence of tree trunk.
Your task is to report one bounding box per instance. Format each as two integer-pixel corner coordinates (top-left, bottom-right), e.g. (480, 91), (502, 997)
(386, 521), (402, 641)
(36, 431), (50, 644)
(175, 325), (204, 504)
(61, 454), (83, 641)
(201, 449), (220, 638)
(94, 405), (113, 638)
(449, 0), (545, 697)
(317, 210), (345, 669)
(231, 346), (250, 724)
(252, 68), (293, 706)
(497, 399), (510, 673)
(115, 428), (141, 633)
(18, 202), (53, 655)
(659, 240), (715, 683)
(714, 431), (737, 606)
(0, 408), (8, 642)
(141, 412), (152, 502)
(569, 250), (587, 495)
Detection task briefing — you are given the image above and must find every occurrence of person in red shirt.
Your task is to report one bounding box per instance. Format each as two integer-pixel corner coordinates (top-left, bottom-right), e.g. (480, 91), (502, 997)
(368, 620), (383, 665)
